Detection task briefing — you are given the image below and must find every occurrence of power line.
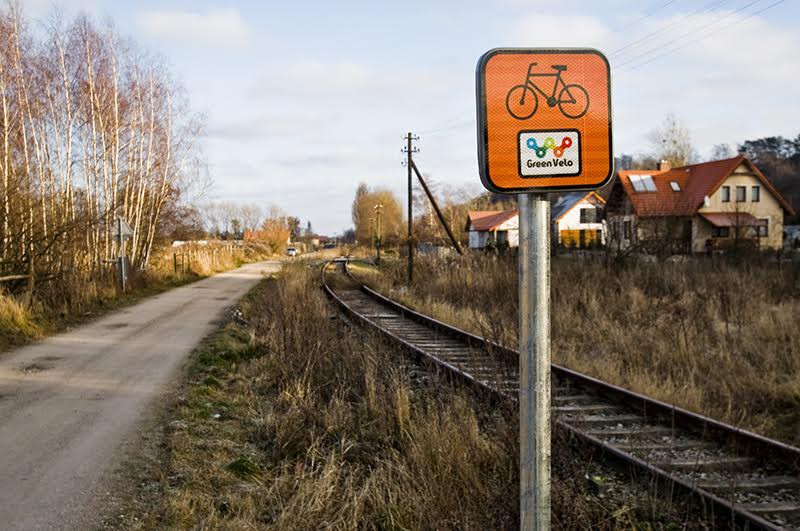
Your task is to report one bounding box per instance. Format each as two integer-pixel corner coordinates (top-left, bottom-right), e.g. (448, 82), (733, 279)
(622, 0), (784, 71)
(611, 0), (679, 35)
(610, 0), (732, 58)
(615, 0), (764, 69)
(645, 0), (679, 16)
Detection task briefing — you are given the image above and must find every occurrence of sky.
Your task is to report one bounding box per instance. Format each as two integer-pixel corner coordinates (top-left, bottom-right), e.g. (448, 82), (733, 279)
(24, 0), (800, 235)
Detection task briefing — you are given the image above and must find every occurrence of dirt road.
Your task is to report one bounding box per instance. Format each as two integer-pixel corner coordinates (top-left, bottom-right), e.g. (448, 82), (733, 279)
(0, 261), (280, 530)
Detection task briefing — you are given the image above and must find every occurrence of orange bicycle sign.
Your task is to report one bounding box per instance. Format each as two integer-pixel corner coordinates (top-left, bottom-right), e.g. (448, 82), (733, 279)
(476, 48), (613, 193)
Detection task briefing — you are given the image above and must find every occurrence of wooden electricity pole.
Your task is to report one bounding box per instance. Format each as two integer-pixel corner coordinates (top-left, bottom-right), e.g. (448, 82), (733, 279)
(402, 132), (418, 282)
(374, 203), (383, 264)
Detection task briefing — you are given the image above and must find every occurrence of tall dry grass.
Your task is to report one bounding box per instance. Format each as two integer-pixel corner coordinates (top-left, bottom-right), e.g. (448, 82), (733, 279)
(0, 291), (41, 346)
(365, 254), (800, 446)
(0, 242), (272, 352)
(154, 263), (674, 529)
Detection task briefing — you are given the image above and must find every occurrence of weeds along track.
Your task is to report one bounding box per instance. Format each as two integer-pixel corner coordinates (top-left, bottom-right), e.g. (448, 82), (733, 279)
(322, 259), (800, 530)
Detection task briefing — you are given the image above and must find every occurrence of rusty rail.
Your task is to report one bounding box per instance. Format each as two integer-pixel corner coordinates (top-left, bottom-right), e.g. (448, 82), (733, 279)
(322, 259), (800, 530)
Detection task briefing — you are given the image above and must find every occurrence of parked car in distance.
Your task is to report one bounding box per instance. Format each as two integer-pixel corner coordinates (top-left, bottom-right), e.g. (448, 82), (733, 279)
(286, 247), (298, 257)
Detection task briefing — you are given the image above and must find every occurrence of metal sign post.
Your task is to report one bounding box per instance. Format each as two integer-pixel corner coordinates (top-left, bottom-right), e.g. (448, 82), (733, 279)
(475, 48), (612, 530)
(518, 193), (551, 530)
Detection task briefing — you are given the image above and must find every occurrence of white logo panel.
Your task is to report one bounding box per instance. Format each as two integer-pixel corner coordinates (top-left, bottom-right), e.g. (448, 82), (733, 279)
(518, 130), (581, 177)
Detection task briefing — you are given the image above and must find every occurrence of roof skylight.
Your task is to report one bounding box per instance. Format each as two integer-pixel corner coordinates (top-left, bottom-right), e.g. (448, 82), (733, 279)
(670, 181), (681, 192)
(630, 174), (657, 192)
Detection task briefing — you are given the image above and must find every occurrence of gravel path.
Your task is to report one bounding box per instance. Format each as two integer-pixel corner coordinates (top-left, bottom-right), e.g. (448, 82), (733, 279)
(0, 261), (280, 530)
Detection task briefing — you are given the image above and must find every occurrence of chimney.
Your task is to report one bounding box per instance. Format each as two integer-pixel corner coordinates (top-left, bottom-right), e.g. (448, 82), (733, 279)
(659, 159), (671, 172)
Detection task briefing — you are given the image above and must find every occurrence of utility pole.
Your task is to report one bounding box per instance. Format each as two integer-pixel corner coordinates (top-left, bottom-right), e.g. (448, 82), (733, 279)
(374, 203), (383, 264)
(402, 132), (419, 283)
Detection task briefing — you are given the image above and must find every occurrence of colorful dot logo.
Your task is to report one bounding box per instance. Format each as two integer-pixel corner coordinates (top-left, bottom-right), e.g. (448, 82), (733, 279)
(526, 136), (573, 159)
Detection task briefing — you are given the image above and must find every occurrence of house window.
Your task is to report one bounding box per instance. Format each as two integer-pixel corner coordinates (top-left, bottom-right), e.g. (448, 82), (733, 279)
(721, 186), (730, 202)
(712, 226), (730, 238)
(736, 186), (746, 202)
(752, 185), (760, 202)
(623, 220), (631, 240)
(579, 208), (597, 223)
(757, 219), (769, 237)
(670, 181), (681, 191)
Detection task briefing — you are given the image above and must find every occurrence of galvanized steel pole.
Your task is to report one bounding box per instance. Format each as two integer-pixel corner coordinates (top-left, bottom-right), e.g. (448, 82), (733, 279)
(518, 193), (551, 530)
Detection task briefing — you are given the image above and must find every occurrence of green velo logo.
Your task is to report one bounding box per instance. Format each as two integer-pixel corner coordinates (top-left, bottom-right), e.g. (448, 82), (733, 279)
(518, 130), (581, 177)
(526, 136), (573, 158)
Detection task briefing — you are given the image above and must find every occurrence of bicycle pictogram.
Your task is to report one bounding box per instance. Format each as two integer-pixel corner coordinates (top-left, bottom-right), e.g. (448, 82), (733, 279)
(506, 63), (589, 120)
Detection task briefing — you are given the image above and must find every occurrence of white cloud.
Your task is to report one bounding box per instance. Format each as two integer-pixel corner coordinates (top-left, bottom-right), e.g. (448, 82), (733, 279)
(509, 14), (617, 50)
(249, 59), (452, 101)
(689, 13), (799, 82)
(137, 8), (250, 47)
(207, 111), (325, 141)
(594, 6), (800, 155)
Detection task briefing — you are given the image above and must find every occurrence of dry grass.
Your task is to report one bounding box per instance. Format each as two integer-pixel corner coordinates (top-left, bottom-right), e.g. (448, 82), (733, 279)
(362, 253), (800, 446)
(134, 262), (698, 530)
(0, 242), (273, 352)
(0, 291), (41, 346)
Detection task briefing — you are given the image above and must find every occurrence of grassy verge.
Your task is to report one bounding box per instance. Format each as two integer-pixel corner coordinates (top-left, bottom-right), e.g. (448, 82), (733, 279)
(354, 254), (800, 446)
(0, 243), (272, 353)
(128, 262), (696, 529)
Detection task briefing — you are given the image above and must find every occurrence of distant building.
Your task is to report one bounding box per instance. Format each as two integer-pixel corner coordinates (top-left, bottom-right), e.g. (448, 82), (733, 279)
(466, 210), (519, 249)
(551, 191), (606, 248)
(606, 156), (796, 254)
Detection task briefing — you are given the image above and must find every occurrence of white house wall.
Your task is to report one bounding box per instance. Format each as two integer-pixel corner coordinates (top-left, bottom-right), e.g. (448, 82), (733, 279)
(496, 217), (519, 247)
(556, 199), (605, 244)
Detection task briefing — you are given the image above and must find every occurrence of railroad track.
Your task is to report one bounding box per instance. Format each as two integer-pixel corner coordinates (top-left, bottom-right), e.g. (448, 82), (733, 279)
(323, 258), (800, 530)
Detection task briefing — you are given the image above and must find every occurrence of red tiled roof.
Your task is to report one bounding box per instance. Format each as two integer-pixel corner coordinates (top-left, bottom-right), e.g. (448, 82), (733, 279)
(617, 156), (796, 217)
(700, 212), (765, 227)
(466, 210), (517, 231)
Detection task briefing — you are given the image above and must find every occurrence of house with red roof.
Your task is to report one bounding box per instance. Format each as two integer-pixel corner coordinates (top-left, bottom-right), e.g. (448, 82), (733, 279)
(467, 192), (608, 250)
(551, 191), (607, 248)
(606, 156), (796, 254)
(466, 210), (519, 249)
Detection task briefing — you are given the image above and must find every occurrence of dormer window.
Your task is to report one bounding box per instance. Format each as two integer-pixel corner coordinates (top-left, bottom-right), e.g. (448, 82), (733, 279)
(670, 181), (681, 192)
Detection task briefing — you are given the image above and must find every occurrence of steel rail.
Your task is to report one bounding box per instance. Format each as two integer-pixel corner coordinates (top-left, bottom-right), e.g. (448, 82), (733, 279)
(322, 259), (800, 530)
